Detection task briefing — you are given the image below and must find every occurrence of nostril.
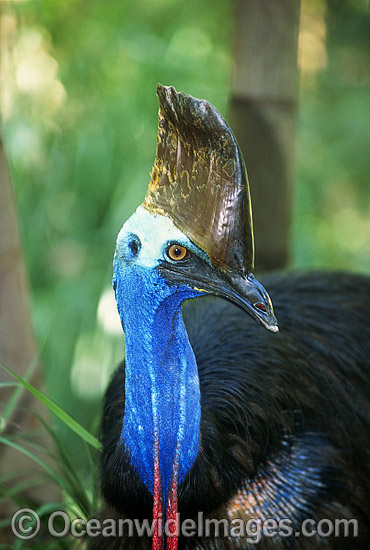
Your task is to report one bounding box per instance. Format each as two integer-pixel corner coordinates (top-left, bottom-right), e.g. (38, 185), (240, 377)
(254, 302), (267, 312)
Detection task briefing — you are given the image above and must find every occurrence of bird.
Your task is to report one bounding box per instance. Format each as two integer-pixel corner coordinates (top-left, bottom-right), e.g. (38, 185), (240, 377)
(89, 85), (370, 550)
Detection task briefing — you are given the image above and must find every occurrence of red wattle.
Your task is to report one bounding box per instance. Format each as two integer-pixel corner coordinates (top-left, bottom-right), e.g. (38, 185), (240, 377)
(152, 439), (163, 550)
(166, 446), (180, 550)
(166, 475), (179, 550)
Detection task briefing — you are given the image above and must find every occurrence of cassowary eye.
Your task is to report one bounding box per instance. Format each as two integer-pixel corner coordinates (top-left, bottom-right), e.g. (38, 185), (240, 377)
(166, 244), (191, 261)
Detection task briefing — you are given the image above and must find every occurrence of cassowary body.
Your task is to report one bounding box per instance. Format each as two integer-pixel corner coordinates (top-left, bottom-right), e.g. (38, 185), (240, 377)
(90, 86), (370, 549)
(93, 272), (370, 549)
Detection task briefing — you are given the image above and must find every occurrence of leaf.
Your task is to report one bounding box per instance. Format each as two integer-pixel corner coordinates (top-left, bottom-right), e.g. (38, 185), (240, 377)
(0, 364), (101, 450)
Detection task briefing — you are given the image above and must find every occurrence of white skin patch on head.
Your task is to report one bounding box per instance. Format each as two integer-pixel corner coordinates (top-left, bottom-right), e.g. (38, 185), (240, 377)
(115, 205), (210, 269)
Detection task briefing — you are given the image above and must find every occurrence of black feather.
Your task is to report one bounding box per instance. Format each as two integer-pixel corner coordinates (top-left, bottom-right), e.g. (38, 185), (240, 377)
(90, 271), (370, 549)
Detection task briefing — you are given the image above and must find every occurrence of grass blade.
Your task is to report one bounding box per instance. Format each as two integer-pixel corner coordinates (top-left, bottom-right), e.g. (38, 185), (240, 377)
(0, 364), (101, 450)
(0, 357), (38, 433)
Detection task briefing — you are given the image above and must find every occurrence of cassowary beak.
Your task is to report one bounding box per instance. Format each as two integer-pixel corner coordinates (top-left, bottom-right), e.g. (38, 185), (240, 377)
(213, 271), (279, 332)
(160, 258), (278, 332)
(192, 269), (278, 333)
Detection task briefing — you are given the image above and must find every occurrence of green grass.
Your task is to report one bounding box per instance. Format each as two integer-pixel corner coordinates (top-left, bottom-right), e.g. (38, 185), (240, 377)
(0, 365), (97, 549)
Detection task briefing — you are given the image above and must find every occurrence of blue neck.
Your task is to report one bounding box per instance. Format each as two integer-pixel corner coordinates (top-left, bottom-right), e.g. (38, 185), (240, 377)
(113, 263), (201, 497)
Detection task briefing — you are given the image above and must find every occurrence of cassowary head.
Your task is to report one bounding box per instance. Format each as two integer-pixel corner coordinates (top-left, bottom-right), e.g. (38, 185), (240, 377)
(112, 85), (277, 548)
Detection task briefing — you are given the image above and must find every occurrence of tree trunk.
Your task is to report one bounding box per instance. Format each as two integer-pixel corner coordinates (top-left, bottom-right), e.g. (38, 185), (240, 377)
(0, 134), (37, 425)
(0, 10), (61, 532)
(230, 0), (301, 272)
(0, 134), (60, 525)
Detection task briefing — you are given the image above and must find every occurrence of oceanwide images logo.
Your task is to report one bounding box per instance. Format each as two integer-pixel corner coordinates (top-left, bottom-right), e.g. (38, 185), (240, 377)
(11, 509), (358, 543)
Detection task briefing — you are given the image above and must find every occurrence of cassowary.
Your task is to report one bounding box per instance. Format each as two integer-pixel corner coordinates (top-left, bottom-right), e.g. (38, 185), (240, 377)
(90, 85), (370, 549)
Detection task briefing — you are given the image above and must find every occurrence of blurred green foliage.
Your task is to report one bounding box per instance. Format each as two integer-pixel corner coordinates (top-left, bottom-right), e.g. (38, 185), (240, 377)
(1, 0), (369, 477)
(295, 0), (369, 270)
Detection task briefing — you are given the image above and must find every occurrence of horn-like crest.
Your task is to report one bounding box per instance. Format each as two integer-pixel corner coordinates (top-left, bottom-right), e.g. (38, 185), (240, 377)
(143, 84), (254, 274)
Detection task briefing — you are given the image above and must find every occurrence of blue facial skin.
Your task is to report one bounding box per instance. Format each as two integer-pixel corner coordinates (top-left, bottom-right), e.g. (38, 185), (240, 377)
(113, 213), (204, 500)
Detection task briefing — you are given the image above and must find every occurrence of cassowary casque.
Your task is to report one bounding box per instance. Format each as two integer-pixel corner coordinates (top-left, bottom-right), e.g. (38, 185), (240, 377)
(90, 85), (370, 550)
